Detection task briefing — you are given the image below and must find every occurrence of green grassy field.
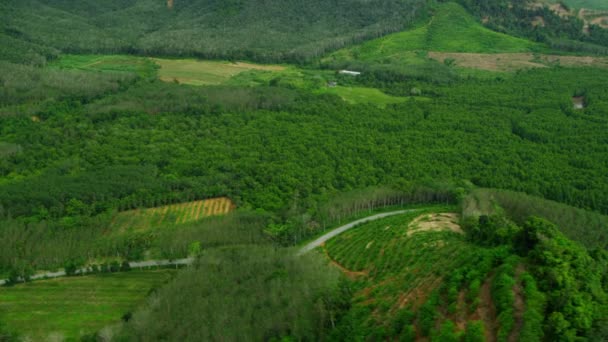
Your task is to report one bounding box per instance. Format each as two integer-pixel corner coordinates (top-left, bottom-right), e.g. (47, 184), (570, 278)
(153, 58), (286, 85)
(324, 2), (542, 65)
(0, 269), (175, 340)
(51, 54), (157, 78)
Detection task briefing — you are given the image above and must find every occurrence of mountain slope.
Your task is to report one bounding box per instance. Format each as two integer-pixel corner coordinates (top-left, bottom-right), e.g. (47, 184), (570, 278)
(0, 0), (427, 63)
(325, 2), (542, 65)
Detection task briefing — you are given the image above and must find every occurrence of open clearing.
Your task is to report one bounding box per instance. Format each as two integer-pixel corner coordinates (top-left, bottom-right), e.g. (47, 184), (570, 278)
(153, 58), (285, 85)
(0, 269), (175, 340)
(429, 52), (608, 71)
(407, 212), (463, 236)
(113, 197), (235, 232)
(51, 54), (157, 77)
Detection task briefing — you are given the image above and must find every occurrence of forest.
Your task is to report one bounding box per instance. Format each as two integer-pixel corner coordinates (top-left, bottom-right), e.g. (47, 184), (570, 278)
(1, 0), (608, 340)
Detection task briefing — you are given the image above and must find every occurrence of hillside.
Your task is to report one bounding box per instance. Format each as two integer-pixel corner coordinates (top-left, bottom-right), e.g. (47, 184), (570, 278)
(0, 0), (426, 64)
(2, 0), (608, 341)
(321, 210), (608, 341)
(326, 2), (541, 63)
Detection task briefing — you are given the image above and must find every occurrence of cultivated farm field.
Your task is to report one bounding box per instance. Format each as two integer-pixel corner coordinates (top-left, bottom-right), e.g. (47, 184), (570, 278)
(113, 197), (235, 232)
(323, 209), (505, 340)
(153, 58), (285, 85)
(0, 269), (175, 340)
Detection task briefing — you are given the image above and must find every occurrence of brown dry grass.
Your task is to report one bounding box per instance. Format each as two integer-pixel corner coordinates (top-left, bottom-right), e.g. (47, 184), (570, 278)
(407, 213), (463, 236)
(590, 16), (608, 28)
(429, 52), (608, 72)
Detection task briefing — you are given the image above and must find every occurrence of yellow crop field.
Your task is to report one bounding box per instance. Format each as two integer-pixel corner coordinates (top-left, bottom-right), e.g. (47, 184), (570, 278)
(113, 197), (235, 232)
(153, 58), (285, 85)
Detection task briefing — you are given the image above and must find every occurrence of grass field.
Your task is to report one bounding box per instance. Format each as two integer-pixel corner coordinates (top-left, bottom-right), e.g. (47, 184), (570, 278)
(324, 2), (541, 66)
(0, 269), (175, 340)
(113, 197), (235, 232)
(153, 58), (285, 85)
(51, 54), (157, 78)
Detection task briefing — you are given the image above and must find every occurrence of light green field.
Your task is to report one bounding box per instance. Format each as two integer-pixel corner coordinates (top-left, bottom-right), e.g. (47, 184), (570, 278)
(0, 270), (175, 340)
(325, 2), (542, 65)
(51, 54), (157, 78)
(153, 58), (286, 85)
(315, 86), (424, 108)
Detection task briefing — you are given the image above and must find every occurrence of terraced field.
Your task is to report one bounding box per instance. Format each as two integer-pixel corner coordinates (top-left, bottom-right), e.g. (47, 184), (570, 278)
(0, 269), (175, 340)
(113, 197), (235, 232)
(324, 210), (501, 339)
(326, 210), (475, 300)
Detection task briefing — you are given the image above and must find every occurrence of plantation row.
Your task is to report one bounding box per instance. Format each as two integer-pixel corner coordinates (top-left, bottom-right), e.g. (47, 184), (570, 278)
(325, 208), (608, 341)
(113, 197), (235, 232)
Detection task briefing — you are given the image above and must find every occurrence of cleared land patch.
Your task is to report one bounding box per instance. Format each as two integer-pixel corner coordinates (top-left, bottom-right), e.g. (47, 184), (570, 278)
(113, 197), (235, 232)
(0, 269), (175, 340)
(407, 212), (463, 236)
(429, 52), (608, 71)
(153, 58), (285, 85)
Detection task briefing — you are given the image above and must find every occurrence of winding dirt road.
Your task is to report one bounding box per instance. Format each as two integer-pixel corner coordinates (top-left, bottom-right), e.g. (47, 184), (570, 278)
(0, 258), (194, 286)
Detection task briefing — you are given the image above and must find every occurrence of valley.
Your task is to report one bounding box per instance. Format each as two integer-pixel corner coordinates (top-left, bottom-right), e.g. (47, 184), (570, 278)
(1, 0), (608, 341)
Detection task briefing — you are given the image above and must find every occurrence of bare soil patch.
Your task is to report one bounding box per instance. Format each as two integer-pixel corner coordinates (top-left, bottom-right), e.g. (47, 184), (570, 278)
(472, 274), (498, 342)
(509, 265), (526, 342)
(407, 213), (463, 236)
(550, 3), (571, 17)
(429, 52), (608, 72)
(591, 16), (608, 28)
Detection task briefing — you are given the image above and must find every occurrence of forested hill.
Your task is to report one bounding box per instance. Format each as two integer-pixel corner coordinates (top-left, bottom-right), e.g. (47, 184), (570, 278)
(0, 0), (426, 64)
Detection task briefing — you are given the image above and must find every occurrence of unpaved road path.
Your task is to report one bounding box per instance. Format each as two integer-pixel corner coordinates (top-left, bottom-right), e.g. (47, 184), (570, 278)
(0, 258), (194, 286)
(298, 210), (419, 255)
(2, 210), (419, 284)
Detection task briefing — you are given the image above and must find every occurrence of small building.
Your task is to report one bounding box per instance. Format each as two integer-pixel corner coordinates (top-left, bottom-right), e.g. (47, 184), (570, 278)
(327, 81), (337, 88)
(572, 96), (585, 109)
(339, 70), (361, 76)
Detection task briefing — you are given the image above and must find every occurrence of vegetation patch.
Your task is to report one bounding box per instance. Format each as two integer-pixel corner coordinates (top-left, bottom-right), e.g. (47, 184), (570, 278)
(112, 197), (235, 232)
(407, 213), (464, 236)
(324, 2), (541, 68)
(51, 54), (158, 78)
(315, 86), (413, 108)
(153, 58), (285, 85)
(429, 52), (608, 71)
(0, 269), (175, 340)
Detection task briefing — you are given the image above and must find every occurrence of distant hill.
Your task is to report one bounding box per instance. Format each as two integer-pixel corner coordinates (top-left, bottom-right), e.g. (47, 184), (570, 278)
(325, 2), (541, 64)
(0, 0), (427, 64)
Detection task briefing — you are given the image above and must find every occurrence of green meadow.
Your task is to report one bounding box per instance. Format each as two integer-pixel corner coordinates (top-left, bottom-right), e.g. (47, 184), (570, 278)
(0, 270), (175, 340)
